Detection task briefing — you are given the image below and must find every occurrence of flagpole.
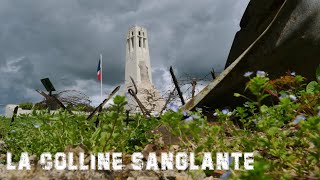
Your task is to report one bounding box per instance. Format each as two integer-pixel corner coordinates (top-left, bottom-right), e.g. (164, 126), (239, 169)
(100, 54), (103, 100)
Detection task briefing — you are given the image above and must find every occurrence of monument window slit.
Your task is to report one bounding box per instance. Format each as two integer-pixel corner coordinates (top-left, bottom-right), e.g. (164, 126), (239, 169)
(131, 37), (134, 49)
(139, 37), (141, 47)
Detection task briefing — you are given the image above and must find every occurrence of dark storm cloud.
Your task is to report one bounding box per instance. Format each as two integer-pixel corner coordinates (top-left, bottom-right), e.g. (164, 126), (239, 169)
(0, 0), (249, 109)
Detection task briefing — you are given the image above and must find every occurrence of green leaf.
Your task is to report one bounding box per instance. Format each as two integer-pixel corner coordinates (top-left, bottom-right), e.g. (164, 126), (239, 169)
(295, 75), (305, 83)
(113, 95), (126, 105)
(195, 145), (204, 153)
(266, 127), (279, 136)
(234, 93), (241, 97)
(306, 81), (318, 94)
(260, 105), (269, 113)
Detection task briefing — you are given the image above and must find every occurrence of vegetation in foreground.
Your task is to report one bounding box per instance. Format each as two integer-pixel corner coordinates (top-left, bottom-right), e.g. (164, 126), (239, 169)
(0, 65), (319, 179)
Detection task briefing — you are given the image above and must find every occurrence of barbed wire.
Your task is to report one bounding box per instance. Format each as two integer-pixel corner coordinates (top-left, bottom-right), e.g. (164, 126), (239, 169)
(111, 68), (222, 112)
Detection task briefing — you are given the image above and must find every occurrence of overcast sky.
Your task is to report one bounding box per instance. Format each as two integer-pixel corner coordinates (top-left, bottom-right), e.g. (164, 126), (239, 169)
(0, 0), (249, 114)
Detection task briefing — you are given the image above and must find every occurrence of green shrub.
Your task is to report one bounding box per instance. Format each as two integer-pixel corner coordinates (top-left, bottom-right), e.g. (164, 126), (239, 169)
(18, 102), (33, 110)
(72, 103), (95, 112)
(32, 102), (48, 110)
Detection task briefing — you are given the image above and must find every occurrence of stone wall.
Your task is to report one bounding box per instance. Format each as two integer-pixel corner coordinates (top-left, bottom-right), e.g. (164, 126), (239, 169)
(4, 104), (89, 118)
(183, 0), (320, 112)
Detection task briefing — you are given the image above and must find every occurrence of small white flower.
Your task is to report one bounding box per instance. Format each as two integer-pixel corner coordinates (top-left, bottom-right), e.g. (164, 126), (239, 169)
(220, 171), (231, 180)
(244, 71), (253, 77)
(191, 115), (201, 119)
(151, 111), (159, 117)
(256, 70), (267, 77)
(34, 124), (40, 128)
(184, 117), (193, 123)
(289, 95), (297, 102)
(168, 103), (179, 112)
(182, 111), (189, 116)
(222, 109), (229, 115)
(279, 93), (288, 100)
(291, 72), (296, 76)
(221, 109), (233, 116)
(292, 115), (306, 125)
(244, 102), (250, 107)
(213, 112), (218, 116)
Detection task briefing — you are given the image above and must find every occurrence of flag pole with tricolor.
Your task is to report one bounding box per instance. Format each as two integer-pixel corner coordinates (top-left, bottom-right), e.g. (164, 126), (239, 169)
(97, 54), (103, 100)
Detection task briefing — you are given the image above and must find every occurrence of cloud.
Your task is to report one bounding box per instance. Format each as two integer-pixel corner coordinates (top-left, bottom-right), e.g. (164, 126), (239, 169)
(0, 0), (249, 113)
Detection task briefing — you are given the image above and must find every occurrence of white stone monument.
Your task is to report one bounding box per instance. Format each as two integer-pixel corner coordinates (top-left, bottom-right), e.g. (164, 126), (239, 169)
(124, 26), (165, 113)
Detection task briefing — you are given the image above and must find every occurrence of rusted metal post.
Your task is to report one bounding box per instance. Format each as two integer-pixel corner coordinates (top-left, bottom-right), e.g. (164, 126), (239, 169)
(87, 85), (120, 120)
(10, 106), (19, 126)
(169, 66), (185, 105)
(191, 78), (197, 98)
(211, 68), (216, 80)
(127, 77), (151, 117)
(128, 89), (151, 117)
(124, 110), (135, 126)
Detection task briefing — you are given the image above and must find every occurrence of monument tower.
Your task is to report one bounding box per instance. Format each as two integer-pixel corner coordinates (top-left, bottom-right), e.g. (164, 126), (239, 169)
(125, 26), (164, 112)
(125, 26), (152, 86)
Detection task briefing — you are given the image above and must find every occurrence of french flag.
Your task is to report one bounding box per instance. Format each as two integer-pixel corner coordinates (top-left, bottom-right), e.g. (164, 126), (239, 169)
(97, 59), (101, 81)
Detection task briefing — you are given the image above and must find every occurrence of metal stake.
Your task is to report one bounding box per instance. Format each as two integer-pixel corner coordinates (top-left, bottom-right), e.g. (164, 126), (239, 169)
(169, 66), (185, 105)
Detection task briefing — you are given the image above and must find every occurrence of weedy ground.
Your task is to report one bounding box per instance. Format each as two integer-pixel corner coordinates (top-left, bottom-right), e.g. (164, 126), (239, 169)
(0, 65), (319, 179)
